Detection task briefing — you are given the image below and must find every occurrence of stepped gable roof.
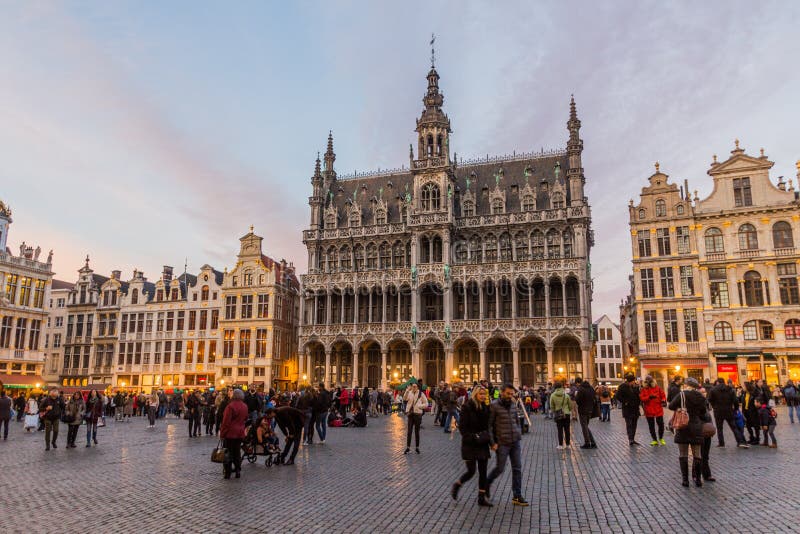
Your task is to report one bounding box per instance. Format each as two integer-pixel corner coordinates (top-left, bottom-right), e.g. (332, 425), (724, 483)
(324, 151), (568, 224)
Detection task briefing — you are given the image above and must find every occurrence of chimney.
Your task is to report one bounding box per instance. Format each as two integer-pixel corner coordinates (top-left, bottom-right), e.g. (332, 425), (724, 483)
(162, 265), (173, 283)
(683, 179), (690, 201)
(112, 270), (121, 280)
(778, 176), (786, 191)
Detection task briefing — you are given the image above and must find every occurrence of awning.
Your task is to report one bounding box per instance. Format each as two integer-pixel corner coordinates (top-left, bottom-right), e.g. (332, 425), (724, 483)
(0, 374), (45, 388)
(60, 384), (110, 394)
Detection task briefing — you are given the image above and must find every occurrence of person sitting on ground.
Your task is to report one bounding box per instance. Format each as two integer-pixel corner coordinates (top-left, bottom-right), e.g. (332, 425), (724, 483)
(344, 407), (368, 428)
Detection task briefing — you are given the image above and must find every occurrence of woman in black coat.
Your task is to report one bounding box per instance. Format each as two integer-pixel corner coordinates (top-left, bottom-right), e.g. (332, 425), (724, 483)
(668, 377), (707, 487)
(451, 386), (492, 507)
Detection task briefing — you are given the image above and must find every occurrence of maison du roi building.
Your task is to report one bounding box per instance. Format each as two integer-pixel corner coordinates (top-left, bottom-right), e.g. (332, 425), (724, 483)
(623, 142), (800, 389)
(0, 200), (55, 392)
(40, 229), (299, 394)
(298, 63), (594, 389)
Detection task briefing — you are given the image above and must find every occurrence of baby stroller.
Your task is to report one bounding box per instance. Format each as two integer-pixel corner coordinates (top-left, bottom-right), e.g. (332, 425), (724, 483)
(242, 419), (282, 467)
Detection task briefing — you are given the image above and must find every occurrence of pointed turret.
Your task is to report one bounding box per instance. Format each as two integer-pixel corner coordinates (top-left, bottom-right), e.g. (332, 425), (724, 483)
(324, 131), (336, 173)
(415, 64), (451, 166)
(309, 151), (324, 230)
(566, 95), (585, 206)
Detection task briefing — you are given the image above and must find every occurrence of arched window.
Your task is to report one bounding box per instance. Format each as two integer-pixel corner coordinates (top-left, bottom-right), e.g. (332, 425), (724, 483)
(773, 221), (794, 249)
(491, 198), (504, 214)
(432, 235), (443, 263)
(531, 230), (544, 259)
(655, 199), (666, 217)
(349, 209), (360, 227)
(704, 227), (724, 253)
(546, 229), (561, 259)
(131, 288), (138, 305)
(421, 183), (440, 211)
(375, 209), (387, 225)
(514, 232), (528, 261)
(325, 213), (336, 229)
(743, 320), (773, 340)
(436, 134), (443, 156)
(738, 223), (758, 250)
(339, 246), (351, 270)
(366, 244), (377, 269)
(676, 204), (685, 215)
(484, 234), (497, 262)
(499, 233), (512, 262)
(469, 235), (482, 263)
(743, 270), (764, 306)
(714, 321), (733, 341)
(354, 245), (365, 271)
(426, 134), (434, 157)
(462, 200), (475, 217)
(392, 241), (404, 268)
(638, 208), (646, 220)
(380, 242), (391, 269)
(563, 230), (574, 258)
(522, 195), (535, 212)
(201, 285), (209, 301)
(551, 192), (564, 209)
(170, 287), (179, 301)
(785, 319), (800, 340)
(326, 247), (338, 273)
(419, 236), (431, 263)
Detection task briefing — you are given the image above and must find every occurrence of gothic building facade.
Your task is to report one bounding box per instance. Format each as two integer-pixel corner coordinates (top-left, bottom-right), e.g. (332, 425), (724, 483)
(299, 64), (594, 389)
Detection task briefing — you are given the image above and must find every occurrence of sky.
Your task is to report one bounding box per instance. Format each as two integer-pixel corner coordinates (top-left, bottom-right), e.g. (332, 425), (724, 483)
(1, 1), (799, 320)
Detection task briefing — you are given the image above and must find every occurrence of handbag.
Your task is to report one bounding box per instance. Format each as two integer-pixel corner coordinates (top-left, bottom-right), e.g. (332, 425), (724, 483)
(670, 392), (689, 430)
(702, 421), (716, 438)
(211, 440), (228, 463)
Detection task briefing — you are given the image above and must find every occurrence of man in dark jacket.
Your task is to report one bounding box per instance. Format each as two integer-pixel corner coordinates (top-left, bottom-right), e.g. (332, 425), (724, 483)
(708, 378), (748, 447)
(575, 378), (598, 449)
(616, 374), (641, 446)
(39, 388), (65, 450)
(486, 384), (528, 507)
(0, 390), (12, 440)
(13, 393), (26, 421)
(442, 385), (460, 433)
(268, 406), (305, 465)
(186, 390), (202, 437)
(314, 384), (332, 443)
(784, 380), (799, 423)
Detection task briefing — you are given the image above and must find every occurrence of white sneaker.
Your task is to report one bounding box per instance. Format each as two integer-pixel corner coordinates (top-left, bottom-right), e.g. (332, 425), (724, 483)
(556, 445), (564, 450)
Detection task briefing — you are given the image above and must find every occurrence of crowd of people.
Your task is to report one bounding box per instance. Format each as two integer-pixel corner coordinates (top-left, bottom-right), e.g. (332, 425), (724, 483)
(0, 374), (794, 504)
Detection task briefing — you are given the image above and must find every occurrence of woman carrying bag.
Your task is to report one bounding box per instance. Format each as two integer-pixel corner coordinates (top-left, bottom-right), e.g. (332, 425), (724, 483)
(451, 386), (493, 507)
(65, 392), (85, 448)
(668, 377), (708, 487)
(549, 380), (572, 449)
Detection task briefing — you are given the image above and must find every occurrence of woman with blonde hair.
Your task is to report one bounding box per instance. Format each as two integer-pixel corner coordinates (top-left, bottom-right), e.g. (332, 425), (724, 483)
(450, 386), (493, 507)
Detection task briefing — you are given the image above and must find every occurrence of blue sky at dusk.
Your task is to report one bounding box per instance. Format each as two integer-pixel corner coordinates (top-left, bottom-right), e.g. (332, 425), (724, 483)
(1, 1), (799, 319)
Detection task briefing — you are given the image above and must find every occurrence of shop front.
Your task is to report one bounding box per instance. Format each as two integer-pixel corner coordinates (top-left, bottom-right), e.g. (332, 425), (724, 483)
(0, 373), (46, 395)
(716, 363), (739, 385)
(788, 354), (800, 383)
(640, 359), (709, 391)
(712, 352), (782, 387)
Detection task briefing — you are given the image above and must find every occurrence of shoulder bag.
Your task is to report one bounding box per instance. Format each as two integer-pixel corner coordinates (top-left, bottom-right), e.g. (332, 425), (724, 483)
(670, 392), (689, 430)
(211, 440), (228, 463)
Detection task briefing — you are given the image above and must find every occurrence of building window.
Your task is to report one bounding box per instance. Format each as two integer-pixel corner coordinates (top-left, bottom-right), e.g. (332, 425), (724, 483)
(679, 265), (694, 295)
(33, 280), (46, 308)
(785, 319), (800, 340)
(349, 209), (360, 227)
(773, 221), (794, 249)
(663, 309), (678, 342)
(256, 328), (268, 358)
(638, 209), (646, 220)
(210, 309), (219, 330)
(779, 263), (799, 305)
(491, 198), (504, 214)
(562, 231), (573, 258)
(641, 268), (655, 298)
(551, 192), (564, 210)
(704, 228), (724, 253)
(738, 223), (758, 250)
(188, 310), (196, 331)
(240, 295), (253, 319)
(683, 309), (699, 342)
(743, 270), (764, 306)
(743, 320), (773, 341)
(709, 268), (729, 308)
(660, 267), (674, 297)
(462, 200), (475, 217)
(522, 195), (534, 212)
(643, 310), (658, 343)
(421, 183), (440, 211)
(676, 204), (685, 215)
(655, 199), (666, 217)
(239, 329), (251, 358)
(714, 321), (733, 342)
(223, 330), (234, 357)
(676, 226), (690, 254)
(733, 177), (752, 207)
(375, 209), (387, 225)
(325, 213), (336, 229)
(637, 234), (652, 257)
(656, 228), (671, 256)
(257, 294), (269, 318)
(201, 285), (209, 301)
(225, 296), (237, 320)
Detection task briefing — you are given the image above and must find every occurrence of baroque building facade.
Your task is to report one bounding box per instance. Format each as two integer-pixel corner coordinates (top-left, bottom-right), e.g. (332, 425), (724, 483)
(0, 200), (54, 390)
(299, 64), (593, 389)
(627, 142), (800, 388)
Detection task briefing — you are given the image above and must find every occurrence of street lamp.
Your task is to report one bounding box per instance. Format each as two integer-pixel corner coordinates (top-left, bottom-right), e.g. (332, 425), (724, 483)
(393, 372), (399, 379)
(220, 379), (225, 385)
(35, 382), (41, 388)
(674, 365), (681, 372)
(452, 369), (458, 377)
(558, 367), (564, 373)
(302, 374), (307, 382)
(121, 381), (126, 387)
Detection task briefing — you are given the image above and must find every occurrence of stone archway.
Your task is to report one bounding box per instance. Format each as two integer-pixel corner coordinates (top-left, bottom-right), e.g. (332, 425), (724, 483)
(330, 340), (353, 387)
(454, 338), (480, 384)
(486, 337), (513, 385)
(553, 335), (582, 380)
(307, 342), (326, 386)
(519, 336), (546, 387)
(421, 338), (445, 386)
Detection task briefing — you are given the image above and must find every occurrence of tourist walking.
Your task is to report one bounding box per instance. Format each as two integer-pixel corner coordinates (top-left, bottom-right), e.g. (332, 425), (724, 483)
(598, 384), (612, 422)
(451, 386), (493, 507)
(147, 391), (159, 428)
(403, 382), (427, 454)
(443, 384), (460, 434)
(639, 375), (666, 446)
(666, 375), (683, 434)
(707, 378), (747, 448)
(13, 392), (26, 422)
(219, 389), (248, 479)
(783, 380), (799, 423)
(186, 390), (202, 437)
(314, 383), (331, 444)
(757, 399), (778, 448)
(0, 390), (12, 440)
(65, 392), (84, 448)
(668, 377), (707, 487)
(39, 388), (64, 451)
(549, 380), (572, 449)
(574, 378), (597, 449)
(699, 385), (716, 482)
(741, 382), (761, 444)
(486, 384), (529, 507)
(616, 374), (642, 446)
(84, 390), (103, 446)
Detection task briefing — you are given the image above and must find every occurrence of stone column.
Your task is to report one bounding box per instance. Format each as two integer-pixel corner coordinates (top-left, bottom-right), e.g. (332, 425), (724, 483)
(354, 289), (359, 324)
(382, 285), (387, 325)
(512, 348), (520, 388)
(368, 290), (373, 323)
(340, 291), (345, 324)
(412, 350), (420, 378)
(582, 347), (590, 381)
(324, 349), (331, 388)
(546, 346), (554, 380)
(511, 281), (517, 324)
(561, 279), (568, 317)
(326, 290), (332, 325)
(445, 349), (454, 384)
(479, 281), (485, 321)
(381, 349), (388, 389)
(479, 349), (487, 381)
(352, 347), (359, 388)
(764, 262), (780, 305)
(544, 283), (551, 326)
(495, 280), (500, 319)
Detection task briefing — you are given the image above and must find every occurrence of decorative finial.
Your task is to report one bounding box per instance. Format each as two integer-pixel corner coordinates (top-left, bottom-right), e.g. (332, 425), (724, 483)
(655, 161), (660, 173)
(735, 139), (740, 149)
(712, 154), (717, 164)
(760, 147), (765, 157)
(249, 224), (254, 233)
(84, 255), (90, 267)
(430, 33), (435, 68)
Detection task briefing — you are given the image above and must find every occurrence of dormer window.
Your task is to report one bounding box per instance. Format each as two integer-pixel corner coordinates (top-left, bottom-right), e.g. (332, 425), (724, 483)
(676, 204), (685, 215)
(131, 288), (139, 305)
(491, 198), (504, 214)
(551, 192), (564, 210)
(375, 209), (387, 225)
(324, 213), (336, 230)
(733, 177), (752, 207)
(655, 199), (666, 217)
(421, 183), (440, 211)
(638, 208), (646, 220)
(522, 195), (535, 212)
(462, 200), (475, 217)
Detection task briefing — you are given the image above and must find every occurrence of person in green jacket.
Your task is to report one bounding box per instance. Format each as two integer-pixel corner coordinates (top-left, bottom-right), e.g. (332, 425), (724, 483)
(550, 380), (572, 449)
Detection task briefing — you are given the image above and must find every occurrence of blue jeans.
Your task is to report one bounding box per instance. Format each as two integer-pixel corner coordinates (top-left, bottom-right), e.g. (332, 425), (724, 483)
(86, 421), (97, 445)
(487, 440), (523, 498)
(443, 410), (460, 432)
(158, 405), (166, 418)
(600, 404), (611, 421)
(788, 404), (800, 423)
(315, 412), (328, 441)
(303, 409), (315, 443)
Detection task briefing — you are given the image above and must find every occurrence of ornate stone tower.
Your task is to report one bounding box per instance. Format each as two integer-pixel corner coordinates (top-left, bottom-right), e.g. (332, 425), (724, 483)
(566, 96), (585, 206)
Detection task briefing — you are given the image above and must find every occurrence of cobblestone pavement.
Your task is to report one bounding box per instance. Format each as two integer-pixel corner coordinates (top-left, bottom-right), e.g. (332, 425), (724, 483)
(1, 406), (798, 533)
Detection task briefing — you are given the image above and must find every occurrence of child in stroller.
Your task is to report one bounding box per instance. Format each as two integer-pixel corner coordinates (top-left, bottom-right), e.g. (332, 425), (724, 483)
(242, 416), (281, 466)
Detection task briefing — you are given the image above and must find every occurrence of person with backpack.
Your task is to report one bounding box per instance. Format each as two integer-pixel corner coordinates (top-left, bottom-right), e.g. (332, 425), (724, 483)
(39, 388), (65, 451)
(742, 382), (761, 445)
(757, 399), (778, 448)
(783, 380), (799, 423)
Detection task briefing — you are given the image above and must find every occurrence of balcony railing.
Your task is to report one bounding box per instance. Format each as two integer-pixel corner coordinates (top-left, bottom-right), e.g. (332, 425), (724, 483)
(775, 247), (796, 256)
(14, 349), (25, 359)
(705, 252), (726, 261)
(686, 342), (701, 353)
(645, 343), (660, 354)
(737, 249), (763, 259)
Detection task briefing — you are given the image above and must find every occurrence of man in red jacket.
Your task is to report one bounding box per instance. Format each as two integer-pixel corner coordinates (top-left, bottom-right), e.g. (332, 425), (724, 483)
(220, 389), (249, 479)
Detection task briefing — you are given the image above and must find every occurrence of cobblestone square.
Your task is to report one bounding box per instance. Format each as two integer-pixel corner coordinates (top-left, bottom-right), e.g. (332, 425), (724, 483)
(1, 407), (797, 533)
